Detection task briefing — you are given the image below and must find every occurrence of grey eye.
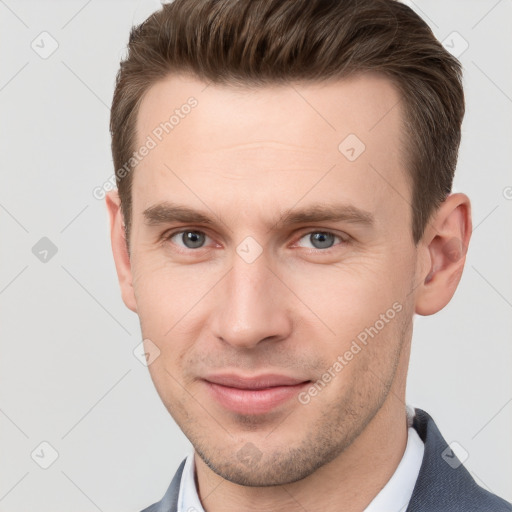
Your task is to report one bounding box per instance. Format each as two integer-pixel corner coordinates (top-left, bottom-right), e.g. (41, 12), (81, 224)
(178, 230), (206, 249)
(300, 232), (338, 249)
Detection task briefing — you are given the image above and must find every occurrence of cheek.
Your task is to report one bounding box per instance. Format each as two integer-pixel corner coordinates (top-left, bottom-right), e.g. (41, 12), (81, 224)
(131, 252), (214, 318)
(282, 256), (404, 337)
(130, 256), (228, 371)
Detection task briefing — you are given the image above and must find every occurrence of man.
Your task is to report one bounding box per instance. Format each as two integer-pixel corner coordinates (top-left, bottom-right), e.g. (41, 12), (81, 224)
(106, 0), (511, 510)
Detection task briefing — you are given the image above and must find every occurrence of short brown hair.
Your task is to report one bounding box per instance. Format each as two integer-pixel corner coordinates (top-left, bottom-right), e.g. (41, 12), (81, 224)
(110, 0), (464, 246)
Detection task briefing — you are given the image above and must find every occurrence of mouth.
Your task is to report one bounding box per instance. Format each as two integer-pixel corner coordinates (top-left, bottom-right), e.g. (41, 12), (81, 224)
(202, 373), (312, 415)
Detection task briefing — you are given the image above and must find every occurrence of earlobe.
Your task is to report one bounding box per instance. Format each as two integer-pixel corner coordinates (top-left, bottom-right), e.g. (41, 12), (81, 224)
(105, 190), (137, 313)
(414, 193), (472, 316)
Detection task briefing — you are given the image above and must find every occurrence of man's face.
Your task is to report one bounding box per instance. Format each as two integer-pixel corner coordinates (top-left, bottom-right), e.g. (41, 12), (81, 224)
(124, 73), (422, 485)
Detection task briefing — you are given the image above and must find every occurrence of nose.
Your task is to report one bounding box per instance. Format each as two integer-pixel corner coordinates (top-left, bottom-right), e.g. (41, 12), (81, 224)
(211, 251), (293, 349)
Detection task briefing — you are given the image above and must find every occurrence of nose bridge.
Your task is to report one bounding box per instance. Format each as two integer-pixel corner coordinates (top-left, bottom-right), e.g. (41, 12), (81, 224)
(212, 249), (291, 348)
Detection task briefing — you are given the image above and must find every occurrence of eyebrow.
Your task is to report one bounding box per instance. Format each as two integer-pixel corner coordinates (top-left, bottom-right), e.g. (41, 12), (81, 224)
(276, 203), (374, 228)
(142, 201), (374, 229)
(143, 203), (214, 226)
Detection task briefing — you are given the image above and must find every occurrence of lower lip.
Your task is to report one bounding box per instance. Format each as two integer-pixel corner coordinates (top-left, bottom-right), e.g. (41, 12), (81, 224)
(204, 380), (310, 415)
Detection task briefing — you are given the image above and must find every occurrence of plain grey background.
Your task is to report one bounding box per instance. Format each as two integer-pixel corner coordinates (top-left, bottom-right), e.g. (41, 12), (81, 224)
(0, 0), (511, 510)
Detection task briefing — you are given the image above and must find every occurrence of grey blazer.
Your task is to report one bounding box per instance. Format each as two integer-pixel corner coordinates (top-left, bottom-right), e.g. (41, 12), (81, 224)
(141, 408), (512, 511)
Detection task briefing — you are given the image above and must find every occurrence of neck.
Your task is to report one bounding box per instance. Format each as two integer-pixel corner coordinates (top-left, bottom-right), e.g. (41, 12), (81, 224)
(194, 395), (409, 512)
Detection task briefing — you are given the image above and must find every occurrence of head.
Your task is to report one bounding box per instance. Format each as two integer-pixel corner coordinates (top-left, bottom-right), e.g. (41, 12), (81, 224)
(107, 0), (471, 487)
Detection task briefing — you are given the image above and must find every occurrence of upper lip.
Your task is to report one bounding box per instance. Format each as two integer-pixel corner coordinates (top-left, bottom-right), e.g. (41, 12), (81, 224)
(203, 373), (310, 390)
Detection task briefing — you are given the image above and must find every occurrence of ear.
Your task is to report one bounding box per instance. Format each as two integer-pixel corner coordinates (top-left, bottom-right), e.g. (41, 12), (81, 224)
(105, 190), (137, 313)
(415, 193), (472, 316)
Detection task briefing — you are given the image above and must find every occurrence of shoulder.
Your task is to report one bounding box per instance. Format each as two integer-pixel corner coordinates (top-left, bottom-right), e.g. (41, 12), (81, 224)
(408, 408), (512, 511)
(140, 458), (187, 512)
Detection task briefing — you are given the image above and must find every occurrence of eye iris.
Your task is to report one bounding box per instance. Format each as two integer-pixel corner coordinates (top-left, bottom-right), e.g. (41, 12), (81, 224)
(183, 231), (205, 248)
(310, 232), (335, 249)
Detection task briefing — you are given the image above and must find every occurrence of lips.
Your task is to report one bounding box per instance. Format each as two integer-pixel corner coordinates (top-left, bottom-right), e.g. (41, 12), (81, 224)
(202, 373), (311, 415)
(204, 373), (309, 389)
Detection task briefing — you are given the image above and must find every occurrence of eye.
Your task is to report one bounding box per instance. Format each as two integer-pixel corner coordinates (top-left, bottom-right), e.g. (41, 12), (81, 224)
(163, 229), (347, 253)
(295, 231), (344, 250)
(167, 230), (211, 249)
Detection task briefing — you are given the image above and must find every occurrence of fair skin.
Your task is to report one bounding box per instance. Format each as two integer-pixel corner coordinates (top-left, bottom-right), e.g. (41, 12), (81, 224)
(107, 73), (471, 512)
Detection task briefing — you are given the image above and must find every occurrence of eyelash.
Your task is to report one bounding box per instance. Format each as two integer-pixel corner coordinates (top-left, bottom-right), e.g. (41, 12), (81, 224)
(161, 228), (349, 254)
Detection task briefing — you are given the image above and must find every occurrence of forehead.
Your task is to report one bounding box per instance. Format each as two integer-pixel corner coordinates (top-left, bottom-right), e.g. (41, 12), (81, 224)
(132, 72), (410, 232)
(136, 71), (404, 150)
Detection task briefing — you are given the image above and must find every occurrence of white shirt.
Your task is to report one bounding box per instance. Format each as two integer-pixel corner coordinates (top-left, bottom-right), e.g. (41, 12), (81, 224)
(177, 409), (424, 512)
